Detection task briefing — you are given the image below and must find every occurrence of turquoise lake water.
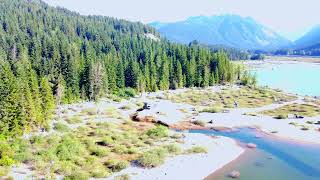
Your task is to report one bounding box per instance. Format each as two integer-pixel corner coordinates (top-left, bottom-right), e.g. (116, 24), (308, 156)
(190, 129), (320, 180)
(249, 61), (320, 96)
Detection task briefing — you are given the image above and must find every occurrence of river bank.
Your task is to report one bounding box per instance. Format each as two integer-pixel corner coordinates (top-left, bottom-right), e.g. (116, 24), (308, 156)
(117, 85), (320, 179)
(107, 134), (244, 180)
(5, 85), (320, 180)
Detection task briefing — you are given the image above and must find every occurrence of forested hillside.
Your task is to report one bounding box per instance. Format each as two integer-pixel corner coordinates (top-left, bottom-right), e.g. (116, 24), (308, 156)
(0, 0), (242, 136)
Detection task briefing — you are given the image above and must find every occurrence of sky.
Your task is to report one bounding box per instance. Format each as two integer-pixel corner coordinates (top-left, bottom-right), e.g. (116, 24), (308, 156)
(43, 0), (320, 41)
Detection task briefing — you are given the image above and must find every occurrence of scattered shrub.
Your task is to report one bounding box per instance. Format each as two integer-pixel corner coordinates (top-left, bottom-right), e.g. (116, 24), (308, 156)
(301, 126), (309, 131)
(54, 122), (70, 132)
(55, 160), (78, 175)
(186, 146), (208, 154)
(64, 171), (90, 180)
(0, 140), (15, 166)
(115, 174), (131, 180)
(146, 126), (168, 138)
(200, 107), (221, 113)
(56, 136), (86, 162)
(105, 160), (130, 172)
(112, 144), (128, 154)
(89, 146), (109, 157)
(0, 156), (15, 166)
(116, 88), (136, 99)
(137, 148), (167, 168)
(90, 168), (110, 178)
(192, 120), (206, 127)
(66, 116), (83, 124)
(119, 105), (132, 110)
(82, 108), (97, 115)
(164, 144), (182, 154)
(170, 133), (183, 139)
(275, 114), (288, 119)
(0, 166), (9, 177)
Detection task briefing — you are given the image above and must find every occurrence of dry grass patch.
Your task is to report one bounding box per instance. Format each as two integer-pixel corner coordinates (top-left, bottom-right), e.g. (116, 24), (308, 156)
(166, 86), (296, 109)
(260, 103), (320, 118)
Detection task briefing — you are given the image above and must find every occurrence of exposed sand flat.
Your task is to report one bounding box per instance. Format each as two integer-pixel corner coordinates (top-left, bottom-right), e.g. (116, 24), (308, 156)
(107, 134), (244, 180)
(136, 88), (320, 145)
(265, 56), (320, 63)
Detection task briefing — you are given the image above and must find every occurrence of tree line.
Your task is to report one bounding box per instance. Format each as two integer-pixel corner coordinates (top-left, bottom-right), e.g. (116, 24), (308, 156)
(0, 0), (245, 136)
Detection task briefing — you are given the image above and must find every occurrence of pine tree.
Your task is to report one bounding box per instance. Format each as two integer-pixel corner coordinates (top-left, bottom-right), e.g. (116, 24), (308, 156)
(202, 66), (210, 87)
(16, 60), (38, 131)
(149, 60), (158, 91)
(209, 72), (216, 86)
(40, 77), (56, 126)
(105, 54), (117, 93)
(159, 60), (169, 90)
(89, 61), (105, 100)
(125, 60), (139, 88)
(0, 60), (24, 136)
(116, 58), (125, 89)
(29, 70), (44, 125)
(176, 61), (183, 88)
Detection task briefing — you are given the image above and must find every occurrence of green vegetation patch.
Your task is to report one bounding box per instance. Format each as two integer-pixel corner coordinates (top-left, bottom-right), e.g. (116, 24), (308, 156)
(137, 148), (168, 168)
(54, 122), (71, 132)
(260, 103), (320, 118)
(0, 121), (184, 178)
(66, 116), (83, 124)
(146, 125), (169, 138)
(166, 87), (296, 109)
(185, 146), (208, 154)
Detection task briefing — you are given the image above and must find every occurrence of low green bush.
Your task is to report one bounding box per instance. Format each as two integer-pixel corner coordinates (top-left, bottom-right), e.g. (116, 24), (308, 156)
(199, 107), (222, 113)
(0, 140), (15, 166)
(81, 108), (97, 115)
(0, 166), (9, 177)
(192, 120), (206, 127)
(89, 146), (109, 157)
(186, 146), (208, 154)
(146, 126), (168, 138)
(54, 122), (70, 132)
(115, 174), (131, 180)
(56, 136), (86, 162)
(66, 116), (83, 124)
(164, 144), (182, 154)
(137, 148), (167, 168)
(105, 160), (130, 172)
(64, 170), (90, 180)
(117, 88), (136, 99)
(275, 114), (288, 119)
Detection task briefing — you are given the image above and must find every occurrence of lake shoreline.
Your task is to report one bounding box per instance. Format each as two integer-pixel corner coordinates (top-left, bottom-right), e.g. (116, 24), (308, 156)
(126, 84), (320, 179)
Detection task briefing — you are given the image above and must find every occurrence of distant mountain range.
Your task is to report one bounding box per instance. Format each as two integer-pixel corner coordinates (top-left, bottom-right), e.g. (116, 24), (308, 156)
(150, 15), (292, 50)
(274, 26), (320, 56)
(294, 25), (320, 49)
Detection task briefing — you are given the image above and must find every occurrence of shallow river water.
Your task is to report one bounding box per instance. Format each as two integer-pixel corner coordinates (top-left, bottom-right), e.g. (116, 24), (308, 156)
(190, 128), (320, 180)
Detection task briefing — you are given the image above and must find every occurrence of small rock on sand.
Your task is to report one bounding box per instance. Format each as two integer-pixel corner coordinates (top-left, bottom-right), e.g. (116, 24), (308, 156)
(246, 143), (257, 148)
(228, 170), (240, 179)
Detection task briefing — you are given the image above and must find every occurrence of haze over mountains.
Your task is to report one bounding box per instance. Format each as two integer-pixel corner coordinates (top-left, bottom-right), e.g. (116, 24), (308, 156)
(150, 15), (320, 51)
(294, 25), (320, 49)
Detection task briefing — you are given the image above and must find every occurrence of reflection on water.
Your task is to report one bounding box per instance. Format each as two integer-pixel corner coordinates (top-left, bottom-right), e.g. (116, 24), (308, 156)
(249, 60), (320, 96)
(189, 128), (320, 180)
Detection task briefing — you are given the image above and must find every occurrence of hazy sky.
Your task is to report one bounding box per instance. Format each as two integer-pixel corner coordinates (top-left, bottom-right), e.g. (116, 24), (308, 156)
(43, 0), (320, 41)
